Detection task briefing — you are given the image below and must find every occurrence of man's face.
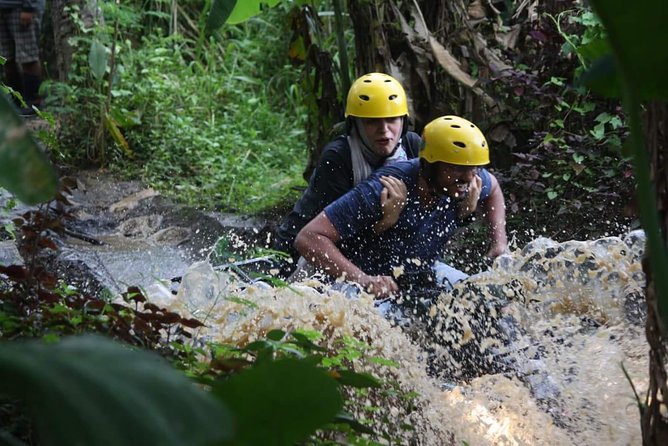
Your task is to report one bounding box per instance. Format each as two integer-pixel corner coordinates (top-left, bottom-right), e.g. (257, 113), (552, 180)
(429, 162), (478, 200)
(360, 117), (403, 156)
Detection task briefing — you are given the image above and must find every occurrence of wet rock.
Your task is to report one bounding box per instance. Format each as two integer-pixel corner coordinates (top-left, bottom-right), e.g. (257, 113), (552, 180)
(149, 227), (191, 246)
(109, 188), (160, 213)
(0, 240), (22, 266)
(118, 214), (163, 237)
(176, 261), (234, 313)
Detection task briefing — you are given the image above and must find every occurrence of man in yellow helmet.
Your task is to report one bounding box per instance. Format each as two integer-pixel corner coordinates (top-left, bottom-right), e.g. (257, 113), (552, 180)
(294, 115), (508, 297)
(273, 73), (421, 267)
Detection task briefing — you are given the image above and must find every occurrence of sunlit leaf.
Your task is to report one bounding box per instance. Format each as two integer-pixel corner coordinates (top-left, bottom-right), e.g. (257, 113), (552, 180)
(288, 35), (307, 61)
(88, 40), (108, 81)
(226, 0), (282, 25)
(0, 335), (232, 446)
(214, 358), (342, 445)
(594, 112), (612, 124)
(590, 123), (606, 140)
(0, 95), (57, 204)
(109, 107), (141, 128)
(103, 112), (134, 159)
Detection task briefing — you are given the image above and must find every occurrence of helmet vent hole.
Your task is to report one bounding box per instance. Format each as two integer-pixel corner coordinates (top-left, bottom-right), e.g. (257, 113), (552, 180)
(453, 141), (466, 148)
(384, 79), (391, 82)
(388, 94), (398, 100)
(451, 124), (461, 128)
(359, 95), (370, 101)
(363, 80), (371, 83)
(443, 117), (453, 120)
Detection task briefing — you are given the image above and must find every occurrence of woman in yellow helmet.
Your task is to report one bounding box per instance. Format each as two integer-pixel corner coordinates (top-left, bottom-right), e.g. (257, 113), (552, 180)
(295, 115), (508, 297)
(274, 73), (421, 268)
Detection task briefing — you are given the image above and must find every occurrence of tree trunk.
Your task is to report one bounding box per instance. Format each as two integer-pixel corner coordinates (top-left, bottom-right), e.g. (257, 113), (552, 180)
(346, 0), (468, 131)
(642, 102), (668, 445)
(49, 0), (101, 81)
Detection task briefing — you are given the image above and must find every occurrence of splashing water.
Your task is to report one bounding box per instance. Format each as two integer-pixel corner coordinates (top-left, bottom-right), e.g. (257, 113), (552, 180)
(149, 230), (648, 445)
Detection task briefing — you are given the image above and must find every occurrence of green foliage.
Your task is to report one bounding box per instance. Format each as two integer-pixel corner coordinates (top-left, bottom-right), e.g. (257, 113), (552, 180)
(1, 196), (17, 239)
(0, 96), (58, 204)
(549, 8), (610, 76)
(489, 4), (634, 244)
(214, 358), (342, 445)
(225, 0), (282, 25)
(0, 335), (232, 446)
(46, 1), (135, 164)
(586, 0), (668, 328)
(49, 2), (309, 213)
(115, 30), (306, 211)
(181, 329), (420, 444)
(207, 0), (237, 32)
(587, 0), (668, 101)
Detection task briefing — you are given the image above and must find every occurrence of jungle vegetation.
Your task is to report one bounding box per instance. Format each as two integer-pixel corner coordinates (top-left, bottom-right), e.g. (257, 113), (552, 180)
(0, 0), (666, 444)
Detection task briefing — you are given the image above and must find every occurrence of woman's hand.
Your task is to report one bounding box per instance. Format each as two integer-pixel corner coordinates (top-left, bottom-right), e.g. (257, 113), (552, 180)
(374, 176), (407, 233)
(458, 175), (482, 219)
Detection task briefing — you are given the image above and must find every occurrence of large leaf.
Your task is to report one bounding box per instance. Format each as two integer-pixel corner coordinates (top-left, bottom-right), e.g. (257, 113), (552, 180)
(587, 0), (668, 100)
(206, 0), (237, 32)
(587, 0), (668, 328)
(576, 53), (622, 99)
(88, 39), (108, 81)
(0, 335), (233, 446)
(226, 0), (282, 25)
(214, 358), (342, 445)
(0, 95), (57, 204)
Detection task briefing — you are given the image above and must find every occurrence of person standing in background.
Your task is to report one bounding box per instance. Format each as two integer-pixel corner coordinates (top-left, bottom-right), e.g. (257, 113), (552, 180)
(0, 0), (45, 116)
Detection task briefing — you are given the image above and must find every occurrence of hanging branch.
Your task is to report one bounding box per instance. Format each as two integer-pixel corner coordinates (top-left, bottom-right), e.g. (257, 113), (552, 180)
(407, 0), (498, 109)
(332, 0), (351, 95)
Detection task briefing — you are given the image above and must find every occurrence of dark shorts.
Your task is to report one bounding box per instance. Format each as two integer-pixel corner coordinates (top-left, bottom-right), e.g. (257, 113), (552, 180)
(0, 9), (41, 63)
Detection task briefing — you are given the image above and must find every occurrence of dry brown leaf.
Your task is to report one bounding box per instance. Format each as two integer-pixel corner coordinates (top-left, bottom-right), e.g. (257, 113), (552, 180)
(409, 0), (498, 108)
(495, 24), (522, 50)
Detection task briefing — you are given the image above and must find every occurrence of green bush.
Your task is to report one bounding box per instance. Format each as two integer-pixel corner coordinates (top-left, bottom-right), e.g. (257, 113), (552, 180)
(51, 3), (309, 214)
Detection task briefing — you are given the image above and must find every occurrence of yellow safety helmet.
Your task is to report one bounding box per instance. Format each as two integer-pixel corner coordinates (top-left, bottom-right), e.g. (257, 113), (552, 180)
(419, 115), (490, 166)
(345, 73), (409, 118)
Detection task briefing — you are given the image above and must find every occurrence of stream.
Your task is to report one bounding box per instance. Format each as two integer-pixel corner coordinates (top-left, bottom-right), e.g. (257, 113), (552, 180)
(0, 170), (649, 445)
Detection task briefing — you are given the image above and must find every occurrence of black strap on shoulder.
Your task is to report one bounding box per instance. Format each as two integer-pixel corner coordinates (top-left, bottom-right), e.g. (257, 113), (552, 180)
(404, 132), (421, 158)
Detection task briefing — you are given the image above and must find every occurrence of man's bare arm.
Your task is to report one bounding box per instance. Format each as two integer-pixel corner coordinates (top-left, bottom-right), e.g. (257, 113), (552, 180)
(294, 212), (398, 296)
(480, 173), (508, 259)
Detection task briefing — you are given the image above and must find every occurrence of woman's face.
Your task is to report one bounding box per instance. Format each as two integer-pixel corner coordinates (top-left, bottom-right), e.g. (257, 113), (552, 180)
(360, 117), (403, 156)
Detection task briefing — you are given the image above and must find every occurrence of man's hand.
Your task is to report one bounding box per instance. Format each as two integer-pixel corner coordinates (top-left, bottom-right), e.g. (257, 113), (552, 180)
(486, 242), (507, 260)
(458, 175), (482, 219)
(359, 274), (398, 298)
(20, 11), (34, 27)
(374, 176), (407, 233)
